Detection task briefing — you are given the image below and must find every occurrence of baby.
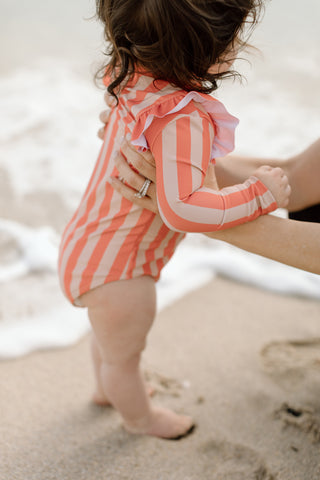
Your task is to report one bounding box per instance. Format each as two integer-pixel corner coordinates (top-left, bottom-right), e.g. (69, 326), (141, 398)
(58, 0), (290, 439)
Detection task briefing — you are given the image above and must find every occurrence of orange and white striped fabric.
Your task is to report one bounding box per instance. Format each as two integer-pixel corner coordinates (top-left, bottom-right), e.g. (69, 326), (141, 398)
(58, 73), (277, 305)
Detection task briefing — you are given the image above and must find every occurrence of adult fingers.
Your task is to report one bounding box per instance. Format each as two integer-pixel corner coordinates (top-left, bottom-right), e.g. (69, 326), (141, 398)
(114, 152), (156, 199)
(97, 127), (106, 140)
(108, 177), (159, 214)
(97, 109), (112, 139)
(104, 91), (117, 108)
(99, 109), (111, 125)
(121, 140), (157, 183)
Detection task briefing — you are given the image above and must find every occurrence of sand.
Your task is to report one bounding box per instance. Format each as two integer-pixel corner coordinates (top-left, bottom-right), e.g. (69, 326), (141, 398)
(1, 277), (320, 480)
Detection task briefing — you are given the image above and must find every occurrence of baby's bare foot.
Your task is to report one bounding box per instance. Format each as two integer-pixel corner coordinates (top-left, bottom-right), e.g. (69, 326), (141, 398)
(124, 406), (195, 439)
(92, 390), (112, 406)
(92, 384), (156, 407)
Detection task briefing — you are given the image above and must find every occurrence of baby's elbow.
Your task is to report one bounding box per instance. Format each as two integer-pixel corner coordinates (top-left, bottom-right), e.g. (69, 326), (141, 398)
(162, 215), (222, 233)
(158, 201), (222, 233)
(158, 209), (186, 232)
(156, 197), (184, 232)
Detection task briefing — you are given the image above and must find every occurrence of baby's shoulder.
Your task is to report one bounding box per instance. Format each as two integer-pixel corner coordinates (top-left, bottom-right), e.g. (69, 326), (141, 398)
(122, 75), (186, 118)
(121, 73), (239, 158)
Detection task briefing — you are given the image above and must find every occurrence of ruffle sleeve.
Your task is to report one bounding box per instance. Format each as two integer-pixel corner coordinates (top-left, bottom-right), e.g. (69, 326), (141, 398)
(131, 90), (239, 161)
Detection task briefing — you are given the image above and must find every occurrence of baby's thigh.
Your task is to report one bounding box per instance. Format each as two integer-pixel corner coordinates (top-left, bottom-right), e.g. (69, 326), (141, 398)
(80, 277), (157, 362)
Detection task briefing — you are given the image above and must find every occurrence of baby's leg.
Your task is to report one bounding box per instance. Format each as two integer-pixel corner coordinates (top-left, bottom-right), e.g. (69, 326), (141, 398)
(80, 277), (194, 439)
(91, 333), (155, 406)
(90, 332), (110, 405)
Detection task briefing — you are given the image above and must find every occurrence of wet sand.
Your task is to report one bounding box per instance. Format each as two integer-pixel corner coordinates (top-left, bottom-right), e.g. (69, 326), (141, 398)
(1, 277), (320, 479)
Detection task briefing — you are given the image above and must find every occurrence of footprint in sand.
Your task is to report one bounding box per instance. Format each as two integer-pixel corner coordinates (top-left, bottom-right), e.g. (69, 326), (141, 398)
(260, 338), (320, 386)
(198, 439), (276, 480)
(261, 340), (320, 445)
(144, 369), (189, 398)
(275, 403), (320, 444)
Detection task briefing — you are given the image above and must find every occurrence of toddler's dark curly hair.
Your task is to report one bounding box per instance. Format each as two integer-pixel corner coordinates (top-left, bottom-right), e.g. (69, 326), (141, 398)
(96, 0), (264, 99)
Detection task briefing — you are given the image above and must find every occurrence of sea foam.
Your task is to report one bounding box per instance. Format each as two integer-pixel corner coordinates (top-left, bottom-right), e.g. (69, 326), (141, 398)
(0, 53), (319, 359)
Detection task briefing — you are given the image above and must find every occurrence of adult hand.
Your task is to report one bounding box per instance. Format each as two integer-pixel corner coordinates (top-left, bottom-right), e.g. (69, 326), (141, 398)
(100, 90), (219, 210)
(109, 141), (159, 213)
(98, 93), (158, 210)
(109, 140), (221, 213)
(97, 109), (111, 140)
(97, 91), (117, 140)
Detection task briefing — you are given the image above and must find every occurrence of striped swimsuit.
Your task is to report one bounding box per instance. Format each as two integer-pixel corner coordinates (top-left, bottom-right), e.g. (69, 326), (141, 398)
(58, 73), (277, 305)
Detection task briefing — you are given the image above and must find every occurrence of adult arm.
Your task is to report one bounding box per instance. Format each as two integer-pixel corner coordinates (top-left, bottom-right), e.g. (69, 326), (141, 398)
(214, 138), (320, 212)
(207, 214), (320, 274)
(110, 144), (320, 274)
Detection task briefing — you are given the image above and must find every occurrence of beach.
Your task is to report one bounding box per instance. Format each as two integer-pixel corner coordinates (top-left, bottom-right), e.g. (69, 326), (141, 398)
(1, 0), (320, 478)
(1, 278), (320, 479)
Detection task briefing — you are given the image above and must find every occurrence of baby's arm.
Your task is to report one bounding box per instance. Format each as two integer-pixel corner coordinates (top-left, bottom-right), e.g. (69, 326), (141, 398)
(144, 105), (287, 232)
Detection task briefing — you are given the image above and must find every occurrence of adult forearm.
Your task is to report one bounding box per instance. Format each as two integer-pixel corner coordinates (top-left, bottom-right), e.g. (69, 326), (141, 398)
(205, 215), (320, 274)
(214, 154), (288, 188)
(215, 138), (320, 211)
(286, 139), (320, 211)
(111, 141), (320, 274)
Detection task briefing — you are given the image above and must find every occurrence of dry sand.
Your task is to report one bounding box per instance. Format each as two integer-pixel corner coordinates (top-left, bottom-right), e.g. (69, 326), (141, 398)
(1, 277), (320, 480)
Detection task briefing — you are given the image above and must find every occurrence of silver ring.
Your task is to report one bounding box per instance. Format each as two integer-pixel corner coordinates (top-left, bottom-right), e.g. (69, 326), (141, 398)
(134, 178), (151, 198)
